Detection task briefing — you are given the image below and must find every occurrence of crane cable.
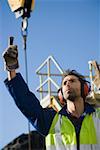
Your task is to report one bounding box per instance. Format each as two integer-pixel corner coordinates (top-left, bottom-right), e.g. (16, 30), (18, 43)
(7, 1), (35, 149)
(21, 17), (32, 150)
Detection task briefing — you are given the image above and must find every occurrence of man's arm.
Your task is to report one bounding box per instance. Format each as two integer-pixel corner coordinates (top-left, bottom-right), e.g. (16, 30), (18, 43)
(3, 45), (56, 136)
(8, 70), (16, 81)
(4, 72), (56, 136)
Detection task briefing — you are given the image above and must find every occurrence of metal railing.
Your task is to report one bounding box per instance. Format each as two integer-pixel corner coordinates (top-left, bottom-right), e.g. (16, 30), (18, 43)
(36, 57), (100, 108)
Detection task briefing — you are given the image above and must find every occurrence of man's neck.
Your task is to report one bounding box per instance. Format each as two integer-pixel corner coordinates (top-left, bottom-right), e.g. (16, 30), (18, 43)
(66, 97), (84, 118)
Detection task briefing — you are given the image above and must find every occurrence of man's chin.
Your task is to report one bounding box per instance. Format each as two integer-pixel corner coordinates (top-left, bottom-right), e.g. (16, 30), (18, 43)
(68, 98), (75, 102)
(65, 95), (75, 102)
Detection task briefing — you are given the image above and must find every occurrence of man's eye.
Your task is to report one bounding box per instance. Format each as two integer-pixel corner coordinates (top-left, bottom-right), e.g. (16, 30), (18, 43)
(64, 81), (67, 85)
(63, 79), (75, 85)
(70, 79), (74, 82)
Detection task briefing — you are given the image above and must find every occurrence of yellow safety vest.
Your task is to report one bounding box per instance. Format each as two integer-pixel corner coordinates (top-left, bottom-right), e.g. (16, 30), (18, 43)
(46, 108), (100, 150)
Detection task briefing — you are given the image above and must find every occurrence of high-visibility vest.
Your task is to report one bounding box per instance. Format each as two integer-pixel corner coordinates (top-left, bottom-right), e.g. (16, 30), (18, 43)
(46, 108), (100, 150)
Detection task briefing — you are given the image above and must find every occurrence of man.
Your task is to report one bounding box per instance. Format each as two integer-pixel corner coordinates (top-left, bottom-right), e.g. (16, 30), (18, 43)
(3, 45), (100, 150)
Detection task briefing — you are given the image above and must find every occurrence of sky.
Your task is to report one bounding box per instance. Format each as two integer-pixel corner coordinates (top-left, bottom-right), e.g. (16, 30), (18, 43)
(0, 0), (100, 149)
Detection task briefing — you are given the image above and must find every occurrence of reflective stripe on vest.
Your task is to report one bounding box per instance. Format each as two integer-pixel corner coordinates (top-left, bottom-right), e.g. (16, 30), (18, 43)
(92, 108), (100, 144)
(46, 108), (100, 150)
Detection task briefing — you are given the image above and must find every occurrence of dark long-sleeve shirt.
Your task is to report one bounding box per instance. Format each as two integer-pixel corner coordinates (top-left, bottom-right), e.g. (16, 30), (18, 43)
(4, 73), (95, 137)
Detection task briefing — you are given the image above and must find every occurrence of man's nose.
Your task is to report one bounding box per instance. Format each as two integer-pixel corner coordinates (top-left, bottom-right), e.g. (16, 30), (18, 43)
(67, 81), (71, 86)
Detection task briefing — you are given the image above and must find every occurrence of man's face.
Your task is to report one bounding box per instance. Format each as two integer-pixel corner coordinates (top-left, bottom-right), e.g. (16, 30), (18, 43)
(62, 75), (81, 102)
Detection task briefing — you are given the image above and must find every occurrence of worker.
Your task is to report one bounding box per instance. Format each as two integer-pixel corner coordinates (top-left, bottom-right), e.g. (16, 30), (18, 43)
(3, 45), (100, 150)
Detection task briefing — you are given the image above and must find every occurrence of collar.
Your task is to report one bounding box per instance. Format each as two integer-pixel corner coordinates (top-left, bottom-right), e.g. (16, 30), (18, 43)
(59, 103), (95, 117)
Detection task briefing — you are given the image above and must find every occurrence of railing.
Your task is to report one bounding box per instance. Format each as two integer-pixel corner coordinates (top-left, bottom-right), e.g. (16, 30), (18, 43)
(36, 57), (100, 108)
